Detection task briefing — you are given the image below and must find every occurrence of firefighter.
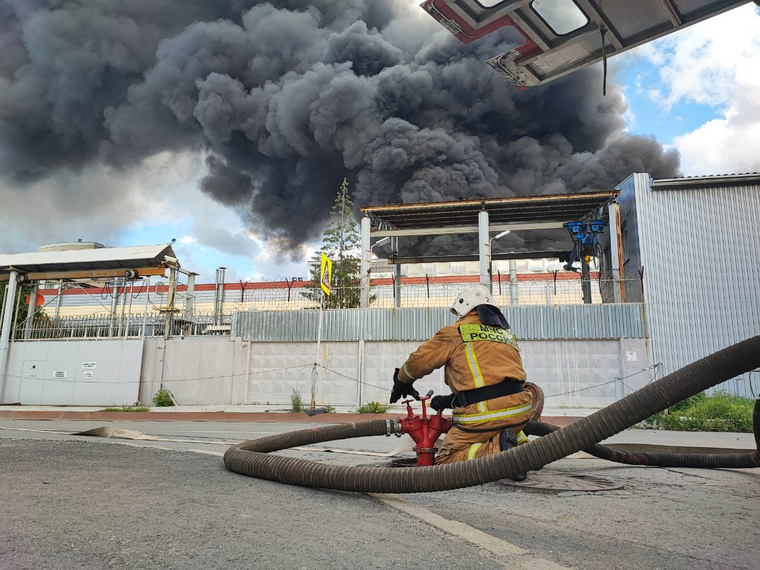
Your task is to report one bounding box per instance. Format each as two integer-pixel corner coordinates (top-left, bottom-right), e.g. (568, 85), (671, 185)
(390, 285), (534, 473)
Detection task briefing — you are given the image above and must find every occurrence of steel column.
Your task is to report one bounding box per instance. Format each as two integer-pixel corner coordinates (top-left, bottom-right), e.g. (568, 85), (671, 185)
(478, 210), (490, 287)
(183, 273), (197, 337)
(54, 280), (64, 318)
(23, 282), (38, 340)
(509, 259), (518, 305)
(360, 216), (371, 308)
(0, 270), (19, 402)
(391, 237), (401, 308)
(608, 203), (625, 303)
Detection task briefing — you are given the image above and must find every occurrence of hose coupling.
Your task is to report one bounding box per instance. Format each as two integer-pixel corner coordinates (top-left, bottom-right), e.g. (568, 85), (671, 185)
(385, 419), (403, 437)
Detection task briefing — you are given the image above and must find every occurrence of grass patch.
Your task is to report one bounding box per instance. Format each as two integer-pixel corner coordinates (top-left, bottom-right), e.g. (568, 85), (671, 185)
(101, 406), (150, 413)
(357, 401), (390, 414)
(645, 392), (754, 432)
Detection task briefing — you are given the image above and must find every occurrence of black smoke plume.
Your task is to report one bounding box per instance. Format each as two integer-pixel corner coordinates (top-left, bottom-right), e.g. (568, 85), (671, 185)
(0, 0), (679, 255)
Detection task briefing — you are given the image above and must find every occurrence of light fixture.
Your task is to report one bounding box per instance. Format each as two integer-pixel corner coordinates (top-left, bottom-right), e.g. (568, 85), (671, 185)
(372, 237), (391, 249)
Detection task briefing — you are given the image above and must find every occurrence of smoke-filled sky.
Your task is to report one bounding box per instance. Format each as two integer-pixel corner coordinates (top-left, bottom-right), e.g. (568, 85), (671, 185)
(1, 1), (758, 281)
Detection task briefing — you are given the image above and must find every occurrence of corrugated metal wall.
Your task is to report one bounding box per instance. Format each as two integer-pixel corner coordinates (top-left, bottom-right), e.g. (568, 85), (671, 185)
(630, 173), (760, 398)
(234, 304), (644, 342)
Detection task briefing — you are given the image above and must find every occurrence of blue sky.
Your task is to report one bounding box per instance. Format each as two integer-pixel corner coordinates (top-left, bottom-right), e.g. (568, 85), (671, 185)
(2, 3), (759, 284)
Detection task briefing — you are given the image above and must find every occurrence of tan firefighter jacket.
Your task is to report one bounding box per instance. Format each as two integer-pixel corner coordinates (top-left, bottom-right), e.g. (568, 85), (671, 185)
(397, 310), (533, 429)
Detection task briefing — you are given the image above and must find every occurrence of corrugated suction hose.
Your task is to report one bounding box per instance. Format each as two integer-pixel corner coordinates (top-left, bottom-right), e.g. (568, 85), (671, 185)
(524, 420), (760, 469)
(224, 336), (760, 492)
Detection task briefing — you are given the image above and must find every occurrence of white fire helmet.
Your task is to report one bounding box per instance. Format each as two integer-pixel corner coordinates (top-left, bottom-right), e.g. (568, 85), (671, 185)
(450, 285), (497, 318)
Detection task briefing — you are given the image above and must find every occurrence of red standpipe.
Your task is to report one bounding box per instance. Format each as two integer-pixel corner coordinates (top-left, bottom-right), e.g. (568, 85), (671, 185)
(398, 391), (452, 466)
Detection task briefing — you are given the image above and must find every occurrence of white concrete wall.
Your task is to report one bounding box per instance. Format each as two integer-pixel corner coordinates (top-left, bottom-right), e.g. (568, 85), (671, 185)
(140, 337), (650, 413)
(3, 340), (143, 405)
(139, 337), (249, 406)
(5, 336), (650, 413)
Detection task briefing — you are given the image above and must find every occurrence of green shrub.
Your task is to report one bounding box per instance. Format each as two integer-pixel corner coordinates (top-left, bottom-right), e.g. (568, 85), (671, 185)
(357, 401), (390, 414)
(669, 392), (707, 413)
(290, 388), (304, 413)
(101, 406), (150, 413)
(646, 392), (754, 432)
(152, 389), (175, 407)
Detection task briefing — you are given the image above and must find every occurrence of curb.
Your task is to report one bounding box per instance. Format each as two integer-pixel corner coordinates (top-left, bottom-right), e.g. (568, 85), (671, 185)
(0, 410), (582, 427)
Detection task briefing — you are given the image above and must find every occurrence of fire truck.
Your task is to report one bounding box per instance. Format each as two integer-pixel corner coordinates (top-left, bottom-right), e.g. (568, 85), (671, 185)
(421, 0), (758, 88)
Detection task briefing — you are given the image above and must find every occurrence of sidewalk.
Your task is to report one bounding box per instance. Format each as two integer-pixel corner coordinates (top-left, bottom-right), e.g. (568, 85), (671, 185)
(0, 404), (584, 427)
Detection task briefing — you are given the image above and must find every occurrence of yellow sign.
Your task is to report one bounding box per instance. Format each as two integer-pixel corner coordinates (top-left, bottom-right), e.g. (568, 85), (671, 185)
(320, 253), (332, 295)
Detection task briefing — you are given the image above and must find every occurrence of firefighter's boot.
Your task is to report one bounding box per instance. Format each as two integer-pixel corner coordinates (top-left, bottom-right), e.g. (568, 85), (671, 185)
(500, 429), (527, 481)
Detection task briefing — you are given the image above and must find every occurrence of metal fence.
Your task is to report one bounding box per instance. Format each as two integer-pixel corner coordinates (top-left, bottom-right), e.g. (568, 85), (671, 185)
(235, 304), (645, 342)
(12, 311), (235, 341)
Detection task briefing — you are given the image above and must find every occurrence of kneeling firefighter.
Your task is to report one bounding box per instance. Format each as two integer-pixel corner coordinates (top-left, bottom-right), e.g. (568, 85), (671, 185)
(390, 285), (535, 473)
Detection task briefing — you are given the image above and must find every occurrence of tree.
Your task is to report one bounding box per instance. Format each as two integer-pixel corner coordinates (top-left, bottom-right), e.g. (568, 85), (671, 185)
(0, 282), (31, 331)
(302, 178), (366, 309)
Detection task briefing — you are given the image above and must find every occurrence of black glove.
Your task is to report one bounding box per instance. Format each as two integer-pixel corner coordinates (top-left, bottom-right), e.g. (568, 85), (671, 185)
(430, 394), (455, 411)
(390, 368), (420, 403)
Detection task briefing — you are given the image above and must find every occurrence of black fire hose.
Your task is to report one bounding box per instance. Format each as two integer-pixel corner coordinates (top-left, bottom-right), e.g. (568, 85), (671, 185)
(524, 420), (760, 469)
(224, 336), (760, 493)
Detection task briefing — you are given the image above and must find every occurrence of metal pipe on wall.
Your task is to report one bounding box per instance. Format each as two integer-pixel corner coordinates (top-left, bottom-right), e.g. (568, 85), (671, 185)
(214, 267), (226, 326)
(108, 279), (120, 337)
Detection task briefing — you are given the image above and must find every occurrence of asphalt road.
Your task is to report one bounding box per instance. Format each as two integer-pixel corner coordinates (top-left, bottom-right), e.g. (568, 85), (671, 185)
(1, 419), (758, 569)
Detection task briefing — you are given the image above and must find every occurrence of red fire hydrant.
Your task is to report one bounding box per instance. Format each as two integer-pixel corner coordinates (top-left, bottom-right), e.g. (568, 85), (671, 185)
(399, 391), (452, 466)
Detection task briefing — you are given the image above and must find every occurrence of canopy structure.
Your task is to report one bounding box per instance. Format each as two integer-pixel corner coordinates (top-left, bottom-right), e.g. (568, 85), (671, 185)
(421, 0), (752, 88)
(358, 191), (621, 308)
(0, 244), (182, 390)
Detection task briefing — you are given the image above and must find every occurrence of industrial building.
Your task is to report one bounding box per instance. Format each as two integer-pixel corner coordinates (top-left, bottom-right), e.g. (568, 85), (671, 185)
(0, 172), (758, 409)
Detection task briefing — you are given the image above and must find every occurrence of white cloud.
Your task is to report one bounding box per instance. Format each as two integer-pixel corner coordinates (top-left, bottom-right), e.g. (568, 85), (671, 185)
(671, 91), (760, 175)
(637, 5), (760, 174)
(639, 7), (760, 110)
